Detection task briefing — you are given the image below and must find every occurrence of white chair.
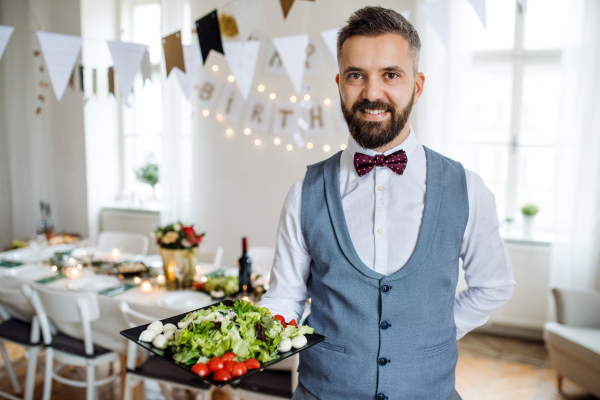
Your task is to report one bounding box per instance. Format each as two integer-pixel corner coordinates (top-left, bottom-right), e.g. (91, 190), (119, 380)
(197, 246), (224, 270)
(28, 285), (120, 400)
(247, 246), (275, 285)
(118, 302), (220, 400)
(0, 284), (42, 400)
(97, 231), (149, 256)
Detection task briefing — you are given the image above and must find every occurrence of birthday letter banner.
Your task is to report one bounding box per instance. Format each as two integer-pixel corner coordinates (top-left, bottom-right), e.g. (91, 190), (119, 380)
(106, 40), (146, 103)
(0, 25), (14, 62)
(320, 27), (339, 65)
(36, 31), (83, 101)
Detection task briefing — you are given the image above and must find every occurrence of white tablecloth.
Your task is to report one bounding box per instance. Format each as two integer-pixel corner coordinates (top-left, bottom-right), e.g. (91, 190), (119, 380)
(0, 244), (222, 353)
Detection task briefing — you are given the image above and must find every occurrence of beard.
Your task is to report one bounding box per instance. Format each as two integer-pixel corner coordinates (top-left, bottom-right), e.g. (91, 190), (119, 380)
(341, 89), (415, 150)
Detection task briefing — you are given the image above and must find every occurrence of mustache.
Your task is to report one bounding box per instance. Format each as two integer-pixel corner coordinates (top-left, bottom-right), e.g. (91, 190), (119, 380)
(351, 99), (395, 114)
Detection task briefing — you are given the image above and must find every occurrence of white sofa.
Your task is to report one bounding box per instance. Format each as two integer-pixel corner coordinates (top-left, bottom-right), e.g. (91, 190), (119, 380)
(544, 287), (600, 397)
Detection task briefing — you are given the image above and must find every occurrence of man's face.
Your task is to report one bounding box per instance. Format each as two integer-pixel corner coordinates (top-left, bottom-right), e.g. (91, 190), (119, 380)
(336, 33), (424, 150)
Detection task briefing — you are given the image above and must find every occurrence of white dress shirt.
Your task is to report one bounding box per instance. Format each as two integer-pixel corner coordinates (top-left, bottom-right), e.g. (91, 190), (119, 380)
(259, 127), (516, 340)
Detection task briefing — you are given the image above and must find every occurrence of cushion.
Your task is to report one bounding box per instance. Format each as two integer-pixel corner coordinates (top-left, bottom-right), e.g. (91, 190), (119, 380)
(0, 318), (37, 346)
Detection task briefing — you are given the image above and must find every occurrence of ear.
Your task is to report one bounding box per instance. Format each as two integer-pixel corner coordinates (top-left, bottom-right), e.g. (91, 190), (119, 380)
(413, 72), (425, 104)
(335, 74), (340, 88)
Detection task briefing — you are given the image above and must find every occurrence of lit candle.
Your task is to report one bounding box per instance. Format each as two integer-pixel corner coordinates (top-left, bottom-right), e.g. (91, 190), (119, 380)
(111, 248), (121, 262)
(133, 276), (141, 284)
(51, 265), (57, 272)
(156, 275), (165, 286)
(242, 296), (251, 304)
(201, 276), (207, 283)
(66, 267), (80, 279)
(77, 264), (82, 270)
(140, 280), (153, 294)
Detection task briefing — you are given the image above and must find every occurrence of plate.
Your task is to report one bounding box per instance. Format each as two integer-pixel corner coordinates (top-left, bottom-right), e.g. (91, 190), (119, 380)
(120, 300), (326, 388)
(3, 265), (50, 280)
(68, 275), (121, 292)
(156, 291), (213, 311)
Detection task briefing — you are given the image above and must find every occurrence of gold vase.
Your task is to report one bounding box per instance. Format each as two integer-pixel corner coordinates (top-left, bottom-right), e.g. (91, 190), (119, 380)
(160, 247), (198, 290)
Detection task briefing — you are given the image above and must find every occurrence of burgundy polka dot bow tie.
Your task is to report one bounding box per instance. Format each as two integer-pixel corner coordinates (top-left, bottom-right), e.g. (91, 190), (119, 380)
(353, 150), (408, 177)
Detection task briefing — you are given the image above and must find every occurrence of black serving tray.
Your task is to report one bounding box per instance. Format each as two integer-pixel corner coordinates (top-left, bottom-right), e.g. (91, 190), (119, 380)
(120, 299), (325, 387)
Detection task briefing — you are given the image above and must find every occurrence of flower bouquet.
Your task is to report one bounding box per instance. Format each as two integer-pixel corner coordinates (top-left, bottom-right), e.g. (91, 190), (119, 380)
(153, 222), (206, 289)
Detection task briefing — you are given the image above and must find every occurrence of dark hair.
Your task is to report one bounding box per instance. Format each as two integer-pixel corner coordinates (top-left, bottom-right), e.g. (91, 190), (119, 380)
(337, 6), (421, 73)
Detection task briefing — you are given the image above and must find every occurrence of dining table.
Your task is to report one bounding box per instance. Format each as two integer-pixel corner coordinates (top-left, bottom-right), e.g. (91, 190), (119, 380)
(0, 242), (227, 354)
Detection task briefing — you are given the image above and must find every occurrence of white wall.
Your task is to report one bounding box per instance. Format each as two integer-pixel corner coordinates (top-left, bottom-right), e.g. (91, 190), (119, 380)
(0, 0), (88, 246)
(190, 0), (415, 267)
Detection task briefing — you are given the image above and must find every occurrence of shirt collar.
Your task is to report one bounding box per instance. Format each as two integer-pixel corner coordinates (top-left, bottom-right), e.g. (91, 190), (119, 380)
(346, 125), (418, 158)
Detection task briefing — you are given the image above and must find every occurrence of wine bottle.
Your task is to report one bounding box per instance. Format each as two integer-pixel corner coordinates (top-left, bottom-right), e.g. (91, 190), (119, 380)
(238, 237), (252, 294)
(37, 201), (47, 235)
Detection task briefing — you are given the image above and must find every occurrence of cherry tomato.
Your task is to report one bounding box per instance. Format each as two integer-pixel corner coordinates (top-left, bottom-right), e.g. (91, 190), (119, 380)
(288, 319), (298, 327)
(244, 358), (260, 370)
(224, 361), (237, 373)
(191, 363), (210, 377)
(231, 362), (247, 378)
(274, 315), (285, 324)
(282, 321), (287, 328)
(221, 352), (236, 362)
(213, 370), (232, 381)
(208, 357), (224, 372)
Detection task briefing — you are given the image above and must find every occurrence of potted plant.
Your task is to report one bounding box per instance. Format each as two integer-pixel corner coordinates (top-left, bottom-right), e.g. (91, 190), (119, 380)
(152, 222), (205, 289)
(521, 204), (539, 239)
(135, 163), (159, 200)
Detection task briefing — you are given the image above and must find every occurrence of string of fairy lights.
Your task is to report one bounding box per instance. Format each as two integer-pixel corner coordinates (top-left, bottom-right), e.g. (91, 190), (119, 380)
(201, 63), (349, 154)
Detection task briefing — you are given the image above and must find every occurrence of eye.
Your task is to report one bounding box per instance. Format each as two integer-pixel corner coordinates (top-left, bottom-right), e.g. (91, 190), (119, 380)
(385, 72), (398, 79)
(348, 73), (362, 80)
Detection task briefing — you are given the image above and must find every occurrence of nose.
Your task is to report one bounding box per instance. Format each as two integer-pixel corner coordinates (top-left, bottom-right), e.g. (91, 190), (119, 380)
(362, 77), (384, 103)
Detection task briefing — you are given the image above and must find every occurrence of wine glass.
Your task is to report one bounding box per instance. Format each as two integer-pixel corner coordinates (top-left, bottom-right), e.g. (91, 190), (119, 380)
(175, 259), (189, 290)
(28, 233), (48, 265)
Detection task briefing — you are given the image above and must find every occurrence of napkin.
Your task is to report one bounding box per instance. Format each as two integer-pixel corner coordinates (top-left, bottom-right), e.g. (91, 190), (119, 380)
(98, 284), (136, 297)
(0, 260), (24, 268)
(35, 273), (66, 284)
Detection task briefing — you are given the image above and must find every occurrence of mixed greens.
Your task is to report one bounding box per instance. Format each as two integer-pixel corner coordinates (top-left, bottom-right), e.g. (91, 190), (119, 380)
(139, 300), (314, 367)
(201, 275), (239, 297)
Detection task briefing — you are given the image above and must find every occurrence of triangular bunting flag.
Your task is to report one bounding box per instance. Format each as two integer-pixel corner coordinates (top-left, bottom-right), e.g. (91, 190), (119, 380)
(108, 67), (115, 96)
(162, 31), (185, 76)
(106, 40), (146, 102)
(196, 10), (224, 65)
(174, 44), (201, 100)
(279, 0), (314, 19)
(517, 0), (527, 11)
(419, 0), (450, 47)
(320, 27), (340, 64)
(0, 25), (15, 62)
(141, 47), (152, 84)
(468, 0), (487, 29)
(272, 34), (309, 95)
(36, 31), (83, 101)
(233, 0), (268, 42)
(223, 40), (261, 101)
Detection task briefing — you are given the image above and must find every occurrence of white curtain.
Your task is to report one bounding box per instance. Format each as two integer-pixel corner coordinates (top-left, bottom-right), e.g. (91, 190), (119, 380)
(160, 0), (193, 225)
(550, 0), (600, 290)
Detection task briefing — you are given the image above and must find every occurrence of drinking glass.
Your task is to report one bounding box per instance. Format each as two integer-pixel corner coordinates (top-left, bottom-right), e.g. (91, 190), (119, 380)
(174, 259), (189, 290)
(28, 233), (48, 264)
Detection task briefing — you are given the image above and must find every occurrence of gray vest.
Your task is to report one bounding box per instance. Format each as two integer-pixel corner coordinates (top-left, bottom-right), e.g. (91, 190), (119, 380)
(298, 147), (469, 400)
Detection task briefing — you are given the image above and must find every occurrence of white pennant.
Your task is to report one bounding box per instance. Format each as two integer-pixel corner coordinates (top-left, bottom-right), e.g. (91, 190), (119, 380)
(106, 40), (146, 102)
(36, 31), (82, 101)
(141, 47), (152, 84)
(517, 0), (527, 11)
(419, 0), (450, 47)
(468, 0), (487, 29)
(174, 44), (201, 100)
(233, 0), (268, 42)
(320, 28), (339, 64)
(0, 25), (14, 62)
(272, 34), (309, 95)
(223, 40), (261, 101)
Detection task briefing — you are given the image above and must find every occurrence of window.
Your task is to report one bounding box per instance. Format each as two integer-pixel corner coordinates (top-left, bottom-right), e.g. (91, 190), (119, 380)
(452, 0), (567, 232)
(120, 1), (162, 205)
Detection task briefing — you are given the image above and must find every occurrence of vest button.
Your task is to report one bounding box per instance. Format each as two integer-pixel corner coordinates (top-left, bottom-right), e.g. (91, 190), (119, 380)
(380, 284), (390, 293)
(377, 393), (387, 400)
(380, 321), (390, 330)
(378, 357), (388, 366)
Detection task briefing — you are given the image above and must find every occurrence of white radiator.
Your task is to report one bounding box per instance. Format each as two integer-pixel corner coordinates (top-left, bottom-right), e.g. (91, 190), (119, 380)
(457, 240), (551, 338)
(100, 207), (160, 255)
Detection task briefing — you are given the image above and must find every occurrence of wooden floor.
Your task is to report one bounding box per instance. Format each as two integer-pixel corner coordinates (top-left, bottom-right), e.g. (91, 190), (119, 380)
(0, 332), (597, 400)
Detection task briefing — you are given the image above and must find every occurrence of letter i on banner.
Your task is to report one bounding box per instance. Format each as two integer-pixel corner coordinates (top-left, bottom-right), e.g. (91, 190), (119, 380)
(214, 85), (244, 124)
(195, 74), (223, 113)
(243, 95), (273, 133)
(272, 100), (299, 136)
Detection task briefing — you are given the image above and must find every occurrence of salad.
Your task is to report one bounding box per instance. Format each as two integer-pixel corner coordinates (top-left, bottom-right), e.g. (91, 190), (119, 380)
(138, 299), (313, 381)
(199, 275), (239, 297)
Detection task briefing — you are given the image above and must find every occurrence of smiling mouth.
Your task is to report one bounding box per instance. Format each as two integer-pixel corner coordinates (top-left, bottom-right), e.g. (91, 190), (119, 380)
(361, 109), (389, 115)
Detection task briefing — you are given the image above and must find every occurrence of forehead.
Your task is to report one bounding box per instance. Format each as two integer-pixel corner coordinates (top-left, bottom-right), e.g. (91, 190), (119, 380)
(339, 33), (413, 71)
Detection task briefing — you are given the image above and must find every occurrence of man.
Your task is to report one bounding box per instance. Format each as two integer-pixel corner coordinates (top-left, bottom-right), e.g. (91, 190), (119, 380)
(258, 6), (515, 400)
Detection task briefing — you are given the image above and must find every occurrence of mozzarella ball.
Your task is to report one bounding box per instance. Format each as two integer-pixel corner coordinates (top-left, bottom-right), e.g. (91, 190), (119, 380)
(210, 290), (225, 298)
(152, 334), (168, 349)
(291, 335), (307, 349)
(147, 321), (163, 334)
(163, 329), (174, 340)
(139, 329), (158, 342)
(162, 323), (177, 333)
(278, 338), (292, 352)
